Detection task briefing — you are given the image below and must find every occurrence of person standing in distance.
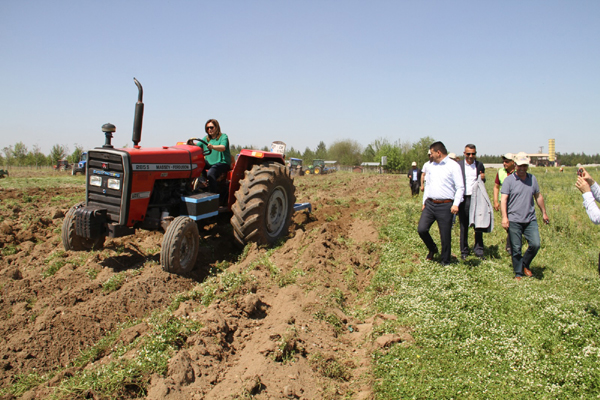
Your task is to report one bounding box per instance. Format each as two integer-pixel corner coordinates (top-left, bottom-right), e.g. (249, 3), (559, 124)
(458, 144), (486, 260)
(493, 153), (516, 254)
(501, 152), (549, 280)
(418, 141), (464, 266)
(408, 162), (422, 197)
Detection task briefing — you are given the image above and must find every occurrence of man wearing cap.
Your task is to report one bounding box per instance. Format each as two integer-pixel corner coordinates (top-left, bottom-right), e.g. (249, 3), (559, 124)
(501, 152), (550, 280)
(408, 162), (422, 196)
(494, 153), (516, 253)
(458, 144), (486, 260)
(418, 141), (464, 266)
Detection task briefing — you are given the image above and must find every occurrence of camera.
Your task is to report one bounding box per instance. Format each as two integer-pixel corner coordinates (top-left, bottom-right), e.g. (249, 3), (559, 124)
(578, 168), (584, 177)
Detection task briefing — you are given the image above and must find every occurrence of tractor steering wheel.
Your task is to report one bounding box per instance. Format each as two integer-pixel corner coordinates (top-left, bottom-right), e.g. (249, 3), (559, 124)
(186, 138), (212, 156)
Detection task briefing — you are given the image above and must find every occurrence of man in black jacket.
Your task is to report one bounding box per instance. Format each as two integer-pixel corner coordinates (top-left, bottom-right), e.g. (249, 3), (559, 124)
(458, 144), (486, 260)
(408, 162), (422, 196)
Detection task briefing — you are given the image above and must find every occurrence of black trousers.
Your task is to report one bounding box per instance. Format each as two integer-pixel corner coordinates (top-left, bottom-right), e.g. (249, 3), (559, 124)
(458, 196), (484, 257)
(410, 180), (420, 196)
(418, 200), (453, 264)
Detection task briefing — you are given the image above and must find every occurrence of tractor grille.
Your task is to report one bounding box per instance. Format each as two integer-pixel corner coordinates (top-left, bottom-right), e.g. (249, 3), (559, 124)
(86, 149), (131, 225)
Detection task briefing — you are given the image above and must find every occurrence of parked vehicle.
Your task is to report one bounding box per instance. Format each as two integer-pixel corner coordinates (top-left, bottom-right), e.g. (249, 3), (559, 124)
(53, 159), (70, 171)
(289, 158), (303, 176)
(72, 152), (87, 175)
(305, 159), (335, 175)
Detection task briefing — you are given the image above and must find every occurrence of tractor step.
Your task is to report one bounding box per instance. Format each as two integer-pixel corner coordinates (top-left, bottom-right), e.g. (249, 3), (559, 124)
(293, 202), (312, 213)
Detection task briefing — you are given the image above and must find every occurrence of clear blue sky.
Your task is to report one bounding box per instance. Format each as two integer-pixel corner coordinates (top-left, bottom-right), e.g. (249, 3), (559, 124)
(1, 0), (598, 157)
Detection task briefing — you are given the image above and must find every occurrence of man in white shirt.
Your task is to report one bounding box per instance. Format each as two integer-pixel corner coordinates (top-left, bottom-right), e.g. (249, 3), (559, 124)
(458, 144), (486, 260)
(418, 141), (465, 266)
(420, 150), (432, 192)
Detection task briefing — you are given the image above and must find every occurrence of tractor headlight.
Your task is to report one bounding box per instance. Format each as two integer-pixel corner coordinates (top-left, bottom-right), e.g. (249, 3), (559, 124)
(90, 175), (102, 187)
(107, 178), (121, 190)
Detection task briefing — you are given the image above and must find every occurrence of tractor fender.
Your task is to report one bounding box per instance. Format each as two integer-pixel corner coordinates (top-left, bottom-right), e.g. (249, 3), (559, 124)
(227, 149), (285, 208)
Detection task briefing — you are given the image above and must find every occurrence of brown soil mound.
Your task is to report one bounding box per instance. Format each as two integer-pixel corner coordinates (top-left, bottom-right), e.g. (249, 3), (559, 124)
(0, 173), (411, 399)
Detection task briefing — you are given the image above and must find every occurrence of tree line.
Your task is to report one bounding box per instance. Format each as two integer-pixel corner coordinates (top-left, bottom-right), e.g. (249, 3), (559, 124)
(3, 140), (598, 172)
(1, 143), (84, 169)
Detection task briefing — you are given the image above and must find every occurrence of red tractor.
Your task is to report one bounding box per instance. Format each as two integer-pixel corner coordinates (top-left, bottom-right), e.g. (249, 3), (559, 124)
(53, 159), (70, 171)
(62, 79), (310, 275)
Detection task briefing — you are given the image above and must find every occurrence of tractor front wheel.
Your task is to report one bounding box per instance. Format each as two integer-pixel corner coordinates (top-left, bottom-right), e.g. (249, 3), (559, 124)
(304, 169), (311, 175)
(231, 162), (296, 247)
(62, 202), (105, 251)
(160, 216), (199, 275)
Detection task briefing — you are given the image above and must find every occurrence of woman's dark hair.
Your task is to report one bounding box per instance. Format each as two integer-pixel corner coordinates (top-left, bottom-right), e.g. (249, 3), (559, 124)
(205, 119), (221, 138)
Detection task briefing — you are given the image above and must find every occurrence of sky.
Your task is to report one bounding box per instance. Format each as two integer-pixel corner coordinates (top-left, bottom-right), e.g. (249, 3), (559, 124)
(1, 0), (599, 157)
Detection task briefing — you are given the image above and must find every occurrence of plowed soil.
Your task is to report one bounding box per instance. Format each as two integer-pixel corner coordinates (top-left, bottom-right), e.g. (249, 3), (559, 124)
(0, 172), (409, 399)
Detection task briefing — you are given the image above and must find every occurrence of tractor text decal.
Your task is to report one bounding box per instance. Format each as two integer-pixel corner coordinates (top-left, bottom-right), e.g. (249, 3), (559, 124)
(132, 164), (192, 171)
(92, 170), (121, 178)
(131, 191), (151, 199)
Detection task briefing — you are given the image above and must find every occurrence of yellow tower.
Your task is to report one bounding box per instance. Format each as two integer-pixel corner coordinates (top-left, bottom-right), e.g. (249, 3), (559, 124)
(549, 139), (555, 162)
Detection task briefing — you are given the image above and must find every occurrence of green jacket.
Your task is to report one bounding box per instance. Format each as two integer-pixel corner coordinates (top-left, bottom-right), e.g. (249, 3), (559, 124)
(199, 133), (231, 166)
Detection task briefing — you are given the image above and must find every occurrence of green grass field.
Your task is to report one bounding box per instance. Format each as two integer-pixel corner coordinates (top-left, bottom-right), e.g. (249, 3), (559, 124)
(3, 166), (600, 398)
(0, 167), (86, 189)
(370, 166), (600, 399)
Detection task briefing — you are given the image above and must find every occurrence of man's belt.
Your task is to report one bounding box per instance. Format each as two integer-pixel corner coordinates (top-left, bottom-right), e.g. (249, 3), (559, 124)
(428, 198), (453, 204)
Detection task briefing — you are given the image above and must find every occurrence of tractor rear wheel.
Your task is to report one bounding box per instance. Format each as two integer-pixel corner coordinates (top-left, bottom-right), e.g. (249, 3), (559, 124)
(314, 167), (321, 175)
(62, 202), (105, 251)
(231, 162), (296, 247)
(160, 216), (199, 275)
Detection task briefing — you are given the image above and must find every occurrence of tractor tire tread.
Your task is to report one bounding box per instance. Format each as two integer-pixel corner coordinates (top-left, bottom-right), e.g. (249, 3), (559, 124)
(62, 202), (105, 251)
(231, 162), (295, 247)
(160, 216), (199, 275)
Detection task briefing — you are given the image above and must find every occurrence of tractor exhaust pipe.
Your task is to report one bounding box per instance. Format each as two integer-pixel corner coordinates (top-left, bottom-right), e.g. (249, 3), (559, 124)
(132, 78), (144, 147)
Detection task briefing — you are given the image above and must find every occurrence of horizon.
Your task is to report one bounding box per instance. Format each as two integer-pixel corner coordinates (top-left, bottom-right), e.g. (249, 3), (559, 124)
(1, 1), (598, 156)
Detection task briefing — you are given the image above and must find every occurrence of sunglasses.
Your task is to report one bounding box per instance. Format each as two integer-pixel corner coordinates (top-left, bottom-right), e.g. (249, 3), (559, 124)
(465, 152), (476, 156)
(207, 126), (215, 130)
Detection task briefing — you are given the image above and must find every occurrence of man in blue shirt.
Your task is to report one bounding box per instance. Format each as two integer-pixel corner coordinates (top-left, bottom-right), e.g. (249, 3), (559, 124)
(501, 152), (549, 280)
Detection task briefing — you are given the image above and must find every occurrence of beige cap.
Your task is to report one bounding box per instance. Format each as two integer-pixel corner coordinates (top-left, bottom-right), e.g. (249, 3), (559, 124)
(411, 161), (417, 166)
(427, 150), (431, 155)
(448, 152), (456, 159)
(513, 152), (530, 166)
(502, 152), (514, 161)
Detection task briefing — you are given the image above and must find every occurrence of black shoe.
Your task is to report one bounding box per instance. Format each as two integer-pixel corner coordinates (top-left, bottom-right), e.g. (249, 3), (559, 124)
(426, 249), (438, 261)
(461, 254), (468, 261)
(441, 261), (450, 266)
(476, 254), (486, 261)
